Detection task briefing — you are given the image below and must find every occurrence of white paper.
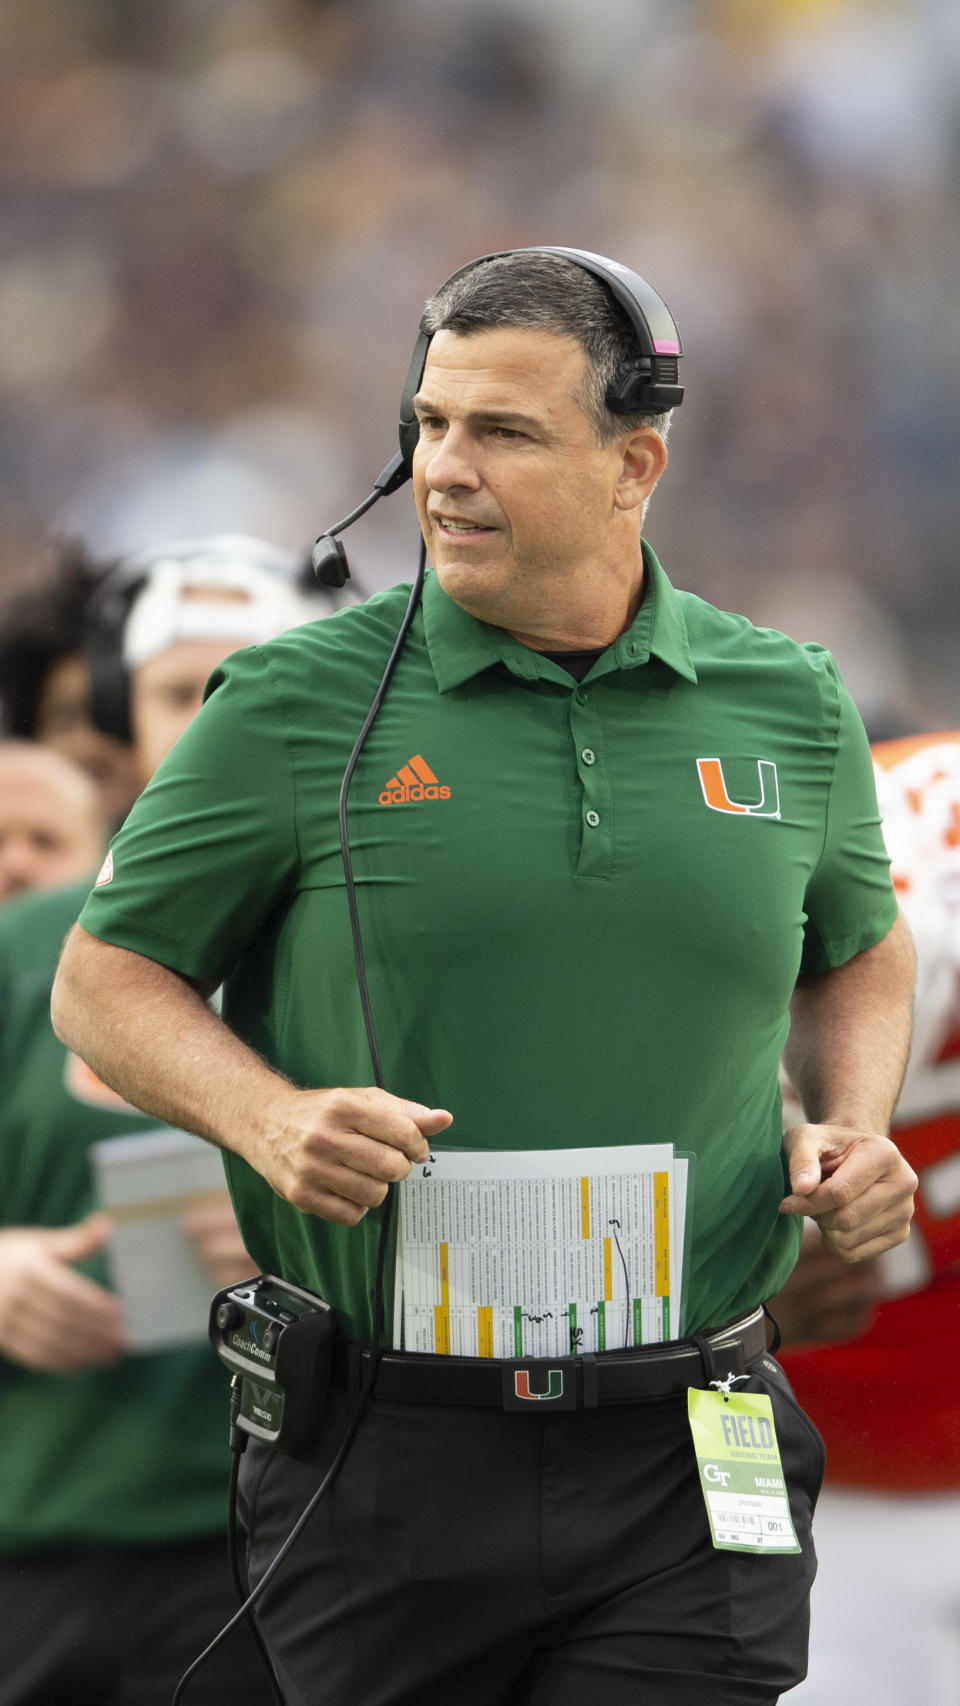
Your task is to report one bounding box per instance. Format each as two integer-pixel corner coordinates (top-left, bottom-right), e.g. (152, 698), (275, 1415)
(90, 1128), (230, 1351)
(395, 1144), (688, 1357)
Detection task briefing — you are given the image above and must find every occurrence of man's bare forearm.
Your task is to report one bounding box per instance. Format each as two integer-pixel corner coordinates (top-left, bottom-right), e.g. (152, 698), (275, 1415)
(783, 910), (916, 1134)
(51, 925), (452, 1226)
(51, 924), (291, 1157)
(779, 912), (918, 1262)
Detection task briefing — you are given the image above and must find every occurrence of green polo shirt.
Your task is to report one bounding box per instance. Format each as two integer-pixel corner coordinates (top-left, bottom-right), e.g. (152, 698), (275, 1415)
(79, 544), (897, 1340)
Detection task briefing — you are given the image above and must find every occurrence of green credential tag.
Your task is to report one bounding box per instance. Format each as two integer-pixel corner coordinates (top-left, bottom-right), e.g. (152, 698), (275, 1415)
(687, 1387), (800, 1554)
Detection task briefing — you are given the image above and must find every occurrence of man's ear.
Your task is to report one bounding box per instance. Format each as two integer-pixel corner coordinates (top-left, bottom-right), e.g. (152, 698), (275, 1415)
(613, 426), (668, 514)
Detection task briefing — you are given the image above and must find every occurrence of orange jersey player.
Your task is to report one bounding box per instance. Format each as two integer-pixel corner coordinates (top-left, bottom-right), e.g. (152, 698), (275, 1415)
(779, 731), (960, 1705)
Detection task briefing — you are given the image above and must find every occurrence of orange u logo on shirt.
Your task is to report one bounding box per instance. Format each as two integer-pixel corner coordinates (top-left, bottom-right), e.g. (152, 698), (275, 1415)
(697, 758), (781, 819)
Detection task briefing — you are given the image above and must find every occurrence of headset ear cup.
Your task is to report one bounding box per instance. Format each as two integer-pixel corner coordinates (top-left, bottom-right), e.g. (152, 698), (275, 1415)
(83, 572), (144, 743)
(605, 361), (654, 413)
(398, 327), (432, 474)
(86, 643), (133, 742)
(606, 359), (684, 416)
(398, 418), (420, 474)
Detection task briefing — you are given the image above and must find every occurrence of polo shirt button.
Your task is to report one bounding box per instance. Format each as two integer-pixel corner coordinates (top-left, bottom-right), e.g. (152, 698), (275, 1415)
(581, 748), (596, 765)
(585, 810), (600, 828)
(575, 690), (588, 705)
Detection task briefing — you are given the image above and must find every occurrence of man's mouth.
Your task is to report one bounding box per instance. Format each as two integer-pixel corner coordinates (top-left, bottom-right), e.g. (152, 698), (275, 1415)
(433, 515), (495, 534)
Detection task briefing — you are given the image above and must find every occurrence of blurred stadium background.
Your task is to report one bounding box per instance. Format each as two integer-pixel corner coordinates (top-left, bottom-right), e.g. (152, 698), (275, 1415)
(1, 0), (958, 732)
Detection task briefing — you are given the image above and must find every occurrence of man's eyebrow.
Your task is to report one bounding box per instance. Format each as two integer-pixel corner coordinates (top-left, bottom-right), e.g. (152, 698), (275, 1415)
(411, 394), (543, 431)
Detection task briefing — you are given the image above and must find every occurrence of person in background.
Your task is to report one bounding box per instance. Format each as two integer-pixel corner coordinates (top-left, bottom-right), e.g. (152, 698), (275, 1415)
(0, 539), (141, 825)
(774, 729), (960, 1706)
(0, 739), (106, 903)
(0, 533), (327, 1706)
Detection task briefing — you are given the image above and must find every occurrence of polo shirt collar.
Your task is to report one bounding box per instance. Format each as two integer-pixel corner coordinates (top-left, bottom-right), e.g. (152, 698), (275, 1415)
(421, 539), (698, 692)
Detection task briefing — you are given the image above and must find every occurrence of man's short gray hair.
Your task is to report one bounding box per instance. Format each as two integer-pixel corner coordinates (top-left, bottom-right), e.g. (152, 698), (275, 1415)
(421, 252), (672, 445)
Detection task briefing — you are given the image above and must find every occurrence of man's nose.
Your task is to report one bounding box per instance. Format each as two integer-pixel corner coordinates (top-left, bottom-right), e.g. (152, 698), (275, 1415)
(425, 427), (481, 492)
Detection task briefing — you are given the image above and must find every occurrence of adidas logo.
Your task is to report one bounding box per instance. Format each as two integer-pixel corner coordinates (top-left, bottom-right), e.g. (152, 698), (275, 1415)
(378, 753), (451, 805)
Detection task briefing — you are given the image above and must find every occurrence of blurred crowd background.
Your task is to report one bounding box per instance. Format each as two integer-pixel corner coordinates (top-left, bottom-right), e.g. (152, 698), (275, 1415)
(1, 0), (958, 734)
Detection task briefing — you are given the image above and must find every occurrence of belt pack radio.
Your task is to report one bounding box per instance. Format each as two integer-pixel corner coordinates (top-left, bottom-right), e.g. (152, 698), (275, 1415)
(209, 1274), (336, 1453)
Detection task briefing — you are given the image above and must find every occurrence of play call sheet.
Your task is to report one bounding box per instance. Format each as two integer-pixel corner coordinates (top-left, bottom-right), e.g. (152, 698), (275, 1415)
(395, 1144), (689, 1357)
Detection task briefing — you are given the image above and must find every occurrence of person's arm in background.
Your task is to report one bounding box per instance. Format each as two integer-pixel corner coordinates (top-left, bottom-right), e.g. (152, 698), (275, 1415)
(0, 897), (130, 1374)
(52, 925), (452, 1228)
(0, 1214), (129, 1373)
(0, 1194), (262, 1370)
(779, 911), (918, 1262)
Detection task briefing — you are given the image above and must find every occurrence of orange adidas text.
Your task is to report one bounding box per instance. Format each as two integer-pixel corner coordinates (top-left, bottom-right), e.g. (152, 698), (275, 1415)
(378, 783), (451, 805)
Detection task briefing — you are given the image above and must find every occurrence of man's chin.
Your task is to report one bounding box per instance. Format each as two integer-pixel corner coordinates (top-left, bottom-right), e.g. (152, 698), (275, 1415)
(433, 554), (497, 590)
(432, 559), (512, 624)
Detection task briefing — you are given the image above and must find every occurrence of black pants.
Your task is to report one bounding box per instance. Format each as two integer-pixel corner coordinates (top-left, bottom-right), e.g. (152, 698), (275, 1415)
(0, 1535), (274, 1706)
(241, 1353), (824, 1706)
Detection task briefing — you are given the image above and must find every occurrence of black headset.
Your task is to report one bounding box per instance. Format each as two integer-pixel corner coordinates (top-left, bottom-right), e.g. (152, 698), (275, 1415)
(84, 536), (326, 743)
(312, 245), (684, 589)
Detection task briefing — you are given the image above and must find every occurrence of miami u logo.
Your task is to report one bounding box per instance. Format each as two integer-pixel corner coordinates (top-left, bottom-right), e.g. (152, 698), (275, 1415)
(514, 1369), (565, 1402)
(697, 758), (781, 819)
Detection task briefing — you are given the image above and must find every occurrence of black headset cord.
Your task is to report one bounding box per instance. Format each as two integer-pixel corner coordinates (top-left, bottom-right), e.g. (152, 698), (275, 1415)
(171, 538), (428, 1706)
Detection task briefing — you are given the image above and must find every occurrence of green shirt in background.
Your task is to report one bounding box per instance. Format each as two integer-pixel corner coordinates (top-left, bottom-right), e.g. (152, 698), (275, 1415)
(0, 880), (232, 1556)
(79, 545), (898, 1341)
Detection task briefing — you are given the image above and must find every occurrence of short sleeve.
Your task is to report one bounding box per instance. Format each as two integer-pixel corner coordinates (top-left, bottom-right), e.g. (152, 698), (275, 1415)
(78, 645), (299, 982)
(799, 657), (898, 975)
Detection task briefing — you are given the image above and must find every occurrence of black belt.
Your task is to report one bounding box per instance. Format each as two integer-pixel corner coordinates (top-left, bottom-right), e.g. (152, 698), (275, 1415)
(333, 1307), (767, 1412)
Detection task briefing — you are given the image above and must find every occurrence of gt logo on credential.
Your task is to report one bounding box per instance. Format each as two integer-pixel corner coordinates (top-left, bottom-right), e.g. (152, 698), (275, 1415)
(703, 1462), (731, 1487)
